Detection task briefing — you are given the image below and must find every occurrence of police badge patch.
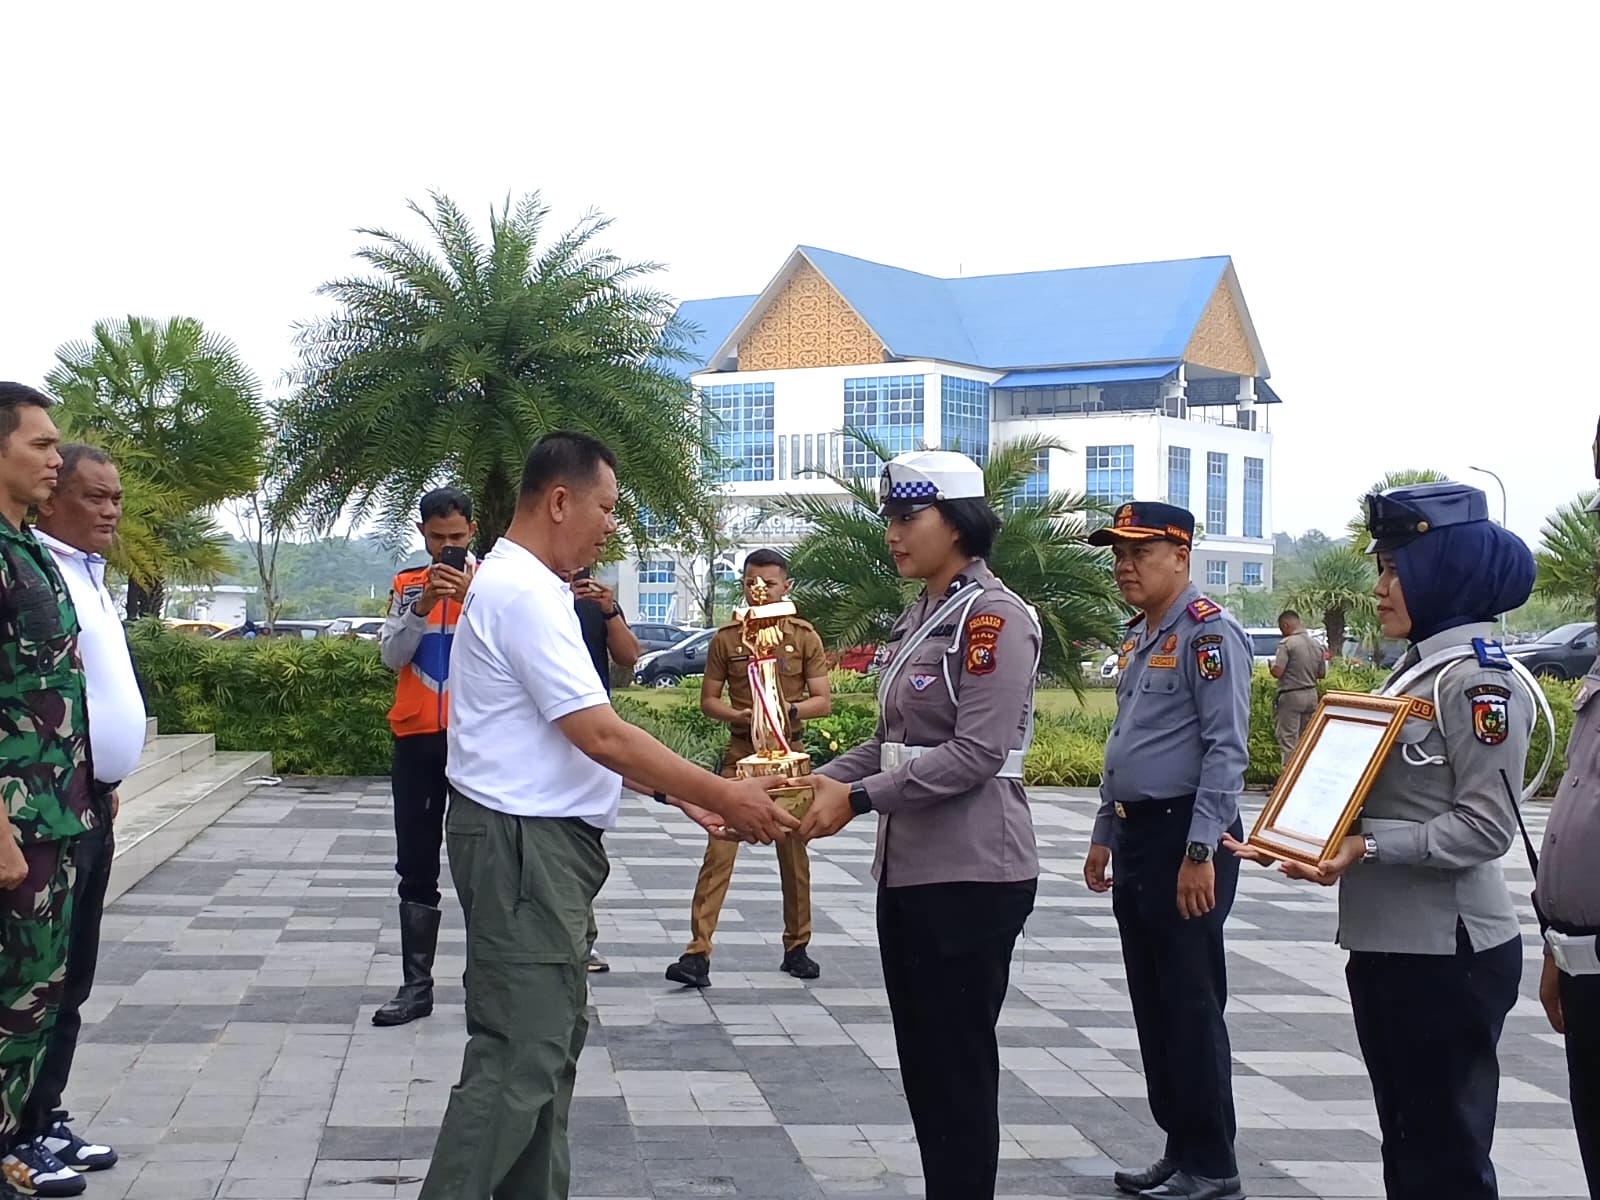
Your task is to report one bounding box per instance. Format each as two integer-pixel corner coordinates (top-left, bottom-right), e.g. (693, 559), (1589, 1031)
(1196, 644), (1224, 681)
(1467, 684), (1511, 745)
(965, 613), (1003, 675)
(909, 673), (938, 692)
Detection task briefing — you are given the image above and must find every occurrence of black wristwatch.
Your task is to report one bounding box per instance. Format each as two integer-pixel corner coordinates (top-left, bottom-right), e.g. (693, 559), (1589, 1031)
(1185, 841), (1214, 864)
(788, 702), (800, 725)
(603, 607), (622, 621)
(848, 783), (872, 816)
(652, 790), (670, 805)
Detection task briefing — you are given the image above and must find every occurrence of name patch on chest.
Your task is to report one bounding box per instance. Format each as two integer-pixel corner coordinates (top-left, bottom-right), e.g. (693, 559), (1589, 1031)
(1148, 655), (1178, 669)
(1467, 684), (1511, 745)
(908, 672), (938, 692)
(964, 613), (1004, 675)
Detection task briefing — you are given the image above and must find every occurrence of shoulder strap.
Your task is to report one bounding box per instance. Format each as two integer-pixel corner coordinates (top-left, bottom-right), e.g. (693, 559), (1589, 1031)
(877, 582), (985, 702)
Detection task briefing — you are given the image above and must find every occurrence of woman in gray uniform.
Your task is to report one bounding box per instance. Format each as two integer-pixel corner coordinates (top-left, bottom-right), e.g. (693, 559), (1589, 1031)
(801, 449), (1040, 1200)
(1228, 481), (1539, 1200)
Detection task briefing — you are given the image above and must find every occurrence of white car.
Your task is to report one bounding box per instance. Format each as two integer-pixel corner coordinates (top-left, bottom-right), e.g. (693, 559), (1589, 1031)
(326, 616), (385, 641)
(1242, 626), (1329, 667)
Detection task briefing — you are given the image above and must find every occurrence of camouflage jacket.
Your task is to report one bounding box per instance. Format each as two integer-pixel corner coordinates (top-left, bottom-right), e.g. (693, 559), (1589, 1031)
(1, 515), (93, 844)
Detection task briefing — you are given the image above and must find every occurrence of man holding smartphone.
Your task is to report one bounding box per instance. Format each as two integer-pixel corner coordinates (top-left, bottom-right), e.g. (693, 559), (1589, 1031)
(374, 487), (475, 1027)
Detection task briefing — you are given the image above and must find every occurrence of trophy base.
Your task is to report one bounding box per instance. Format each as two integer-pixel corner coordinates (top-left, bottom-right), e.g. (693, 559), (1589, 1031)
(738, 751), (813, 819)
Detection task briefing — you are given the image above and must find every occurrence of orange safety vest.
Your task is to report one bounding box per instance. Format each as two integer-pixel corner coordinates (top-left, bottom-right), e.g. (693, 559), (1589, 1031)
(386, 564), (462, 737)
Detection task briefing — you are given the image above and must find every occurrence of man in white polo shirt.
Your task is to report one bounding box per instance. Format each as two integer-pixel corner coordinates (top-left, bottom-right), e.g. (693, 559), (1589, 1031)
(25, 444), (143, 1187)
(419, 432), (797, 1200)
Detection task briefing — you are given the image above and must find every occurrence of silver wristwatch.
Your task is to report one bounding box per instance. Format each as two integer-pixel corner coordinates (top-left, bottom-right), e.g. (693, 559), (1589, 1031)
(1361, 833), (1379, 862)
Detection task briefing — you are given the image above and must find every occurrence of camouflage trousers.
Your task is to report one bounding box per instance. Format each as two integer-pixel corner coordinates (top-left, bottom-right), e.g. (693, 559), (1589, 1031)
(0, 839), (75, 1150)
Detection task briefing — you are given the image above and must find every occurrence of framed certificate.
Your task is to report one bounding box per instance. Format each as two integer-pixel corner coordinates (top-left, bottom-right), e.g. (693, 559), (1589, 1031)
(1247, 691), (1415, 866)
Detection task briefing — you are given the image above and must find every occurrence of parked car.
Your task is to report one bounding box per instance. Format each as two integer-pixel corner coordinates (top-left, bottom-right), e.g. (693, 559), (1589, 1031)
(1507, 621), (1598, 680)
(164, 619), (229, 636)
(211, 620), (330, 641)
(1241, 626), (1329, 668)
(326, 616), (385, 640)
(838, 644), (878, 673)
(633, 628), (715, 688)
(631, 621), (699, 653)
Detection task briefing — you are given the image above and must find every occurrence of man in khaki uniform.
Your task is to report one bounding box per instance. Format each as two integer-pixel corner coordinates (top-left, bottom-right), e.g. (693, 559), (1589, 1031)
(1270, 609), (1324, 764)
(665, 549), (831, 988)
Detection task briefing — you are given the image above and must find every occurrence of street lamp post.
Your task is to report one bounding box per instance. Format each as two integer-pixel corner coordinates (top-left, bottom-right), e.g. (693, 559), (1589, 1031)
(1468, 465), (1510, 637)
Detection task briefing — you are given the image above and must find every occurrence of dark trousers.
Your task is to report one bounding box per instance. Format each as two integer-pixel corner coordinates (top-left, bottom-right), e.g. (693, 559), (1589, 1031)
(1557, 967), (1600, 1196)
(1110, 803), (1242, 1179)
(1345, 925), (1522, 1200)
(392, 732), (448, 907)
(876, 879), (1036, 1200)
(21, 822), (113, 1136)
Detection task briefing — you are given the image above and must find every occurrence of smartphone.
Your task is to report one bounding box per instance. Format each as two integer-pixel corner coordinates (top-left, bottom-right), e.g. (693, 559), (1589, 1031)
(438, 545), (468, 572)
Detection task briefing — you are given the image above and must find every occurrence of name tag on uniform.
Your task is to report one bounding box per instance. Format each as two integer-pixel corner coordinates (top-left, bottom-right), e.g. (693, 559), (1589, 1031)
(1148, 655), (1178, 669)
(1408, 697), (1436, 722)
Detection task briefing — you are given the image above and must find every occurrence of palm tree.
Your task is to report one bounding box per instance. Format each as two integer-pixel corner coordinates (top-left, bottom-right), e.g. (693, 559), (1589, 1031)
(275, 192), (710, 553)
(1285, 546), (1375, 658)
(769, 433), (1123, 686)
(1533, 491), (1600, 613)
(47, 316), (267, 617)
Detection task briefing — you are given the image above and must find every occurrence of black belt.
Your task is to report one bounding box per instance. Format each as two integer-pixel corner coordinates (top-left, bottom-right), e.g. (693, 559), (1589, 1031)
(1548, 917), (1600, 938)
(1279, 685), (1317, 693)
(1112, 796), (1194, 823)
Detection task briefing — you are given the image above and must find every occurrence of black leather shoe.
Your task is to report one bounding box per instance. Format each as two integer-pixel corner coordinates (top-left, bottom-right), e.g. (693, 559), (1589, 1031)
(665, 952), (710, 988)
(1139, 1171), (1244, 1200)
(780, 945), (821, 980)
(1115, 1158), (1176, 1194)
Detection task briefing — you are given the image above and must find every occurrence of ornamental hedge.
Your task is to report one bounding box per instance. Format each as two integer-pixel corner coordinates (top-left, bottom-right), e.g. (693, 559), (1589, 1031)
(126, 624), (1573, 794)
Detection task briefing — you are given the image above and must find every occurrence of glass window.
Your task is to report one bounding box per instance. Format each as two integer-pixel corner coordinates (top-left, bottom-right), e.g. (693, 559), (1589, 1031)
(1167, 446), (1191, 509)
(1243, 457), (1264, 539)
(1085, 445), (1134, 526)
(843, 375), (925, 478)
(1242, 562), (1263, 586)
(777, 435), (787, 481)
(701, 382), (775, 482)
(1015, 451), (1050, 505)
(637, 559), (676, 585)
(638, 591), (675, 622)
(940, 376), (991, 464)
(1206, 560), (1227, 586)
(1206, 452), (1228, 535)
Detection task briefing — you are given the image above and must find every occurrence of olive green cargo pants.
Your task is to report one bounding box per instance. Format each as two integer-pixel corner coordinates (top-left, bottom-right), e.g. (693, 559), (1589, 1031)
(418, 794), (609, 1200)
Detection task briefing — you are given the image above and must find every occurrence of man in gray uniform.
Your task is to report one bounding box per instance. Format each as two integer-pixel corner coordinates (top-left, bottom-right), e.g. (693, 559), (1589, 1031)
(1083, 502), (1250, 1200)
(1533, 444), (1600, 1193)
(1270, 609), (1324, 764)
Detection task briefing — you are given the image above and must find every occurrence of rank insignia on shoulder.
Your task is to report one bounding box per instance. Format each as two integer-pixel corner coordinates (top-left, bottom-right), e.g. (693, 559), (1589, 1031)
(964, 613), (1003, 675)
(1162, 633), (1178, 653)
(1187, 597), (1222, 622)
(1196, 644), (1224, 681)
(1467, 684), (1512, 744)
(1471, 638), (1512, 670)
(1120, 638), (1137, 654)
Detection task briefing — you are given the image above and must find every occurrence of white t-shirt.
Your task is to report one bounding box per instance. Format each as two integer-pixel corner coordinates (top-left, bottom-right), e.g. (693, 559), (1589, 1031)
(36, 530), (148, 784)
(445, 538), (621, 828)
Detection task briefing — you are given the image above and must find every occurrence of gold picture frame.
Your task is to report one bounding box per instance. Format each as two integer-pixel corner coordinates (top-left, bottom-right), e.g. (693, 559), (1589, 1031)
(1247, 691), (1415, 866)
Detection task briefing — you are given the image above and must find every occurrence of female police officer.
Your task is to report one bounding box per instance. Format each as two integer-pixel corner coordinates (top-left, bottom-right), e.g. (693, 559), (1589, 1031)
(1227, 482), (1538, 1200)
(800, 450), (1040, 1200)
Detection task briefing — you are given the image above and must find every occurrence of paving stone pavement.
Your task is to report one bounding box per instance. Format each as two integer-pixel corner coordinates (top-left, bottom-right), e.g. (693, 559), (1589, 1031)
(65, 778), (1588, 1199)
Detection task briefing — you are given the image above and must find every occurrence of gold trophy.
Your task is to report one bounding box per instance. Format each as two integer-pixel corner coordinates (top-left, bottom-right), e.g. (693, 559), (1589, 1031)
(733, 578), (814, 819)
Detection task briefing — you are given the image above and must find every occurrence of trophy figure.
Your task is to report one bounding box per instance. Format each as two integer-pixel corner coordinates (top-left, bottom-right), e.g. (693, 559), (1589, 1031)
(733, 577), (814, 818)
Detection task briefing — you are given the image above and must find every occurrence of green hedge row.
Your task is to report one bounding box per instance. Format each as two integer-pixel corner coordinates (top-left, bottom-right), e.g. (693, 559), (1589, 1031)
(127, 625), (1575, 794)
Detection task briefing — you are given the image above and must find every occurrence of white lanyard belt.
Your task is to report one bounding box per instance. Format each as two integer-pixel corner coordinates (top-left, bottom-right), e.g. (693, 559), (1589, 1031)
(880, 742), (1026, 779)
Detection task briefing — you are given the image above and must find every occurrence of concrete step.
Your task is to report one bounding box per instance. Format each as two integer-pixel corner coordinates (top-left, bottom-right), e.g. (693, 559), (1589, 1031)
(145, 715), (157, 744)
(120, 733), (216, 803)
(108, 749), (274, 904)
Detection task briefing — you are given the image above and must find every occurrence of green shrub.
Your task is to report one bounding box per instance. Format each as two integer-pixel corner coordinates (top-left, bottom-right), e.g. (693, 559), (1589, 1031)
(803, 701), (878, 766)
(828, 669), (875, 694)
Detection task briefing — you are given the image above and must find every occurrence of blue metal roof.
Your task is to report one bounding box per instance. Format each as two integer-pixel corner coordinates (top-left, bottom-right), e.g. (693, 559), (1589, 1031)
(661, 294), (757, 377)
(992, 362), (1181, 390)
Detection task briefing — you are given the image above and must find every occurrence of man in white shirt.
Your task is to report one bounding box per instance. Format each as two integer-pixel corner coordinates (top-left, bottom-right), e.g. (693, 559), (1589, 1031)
(25, 445), (143, 1186)
(418, 432), (797, 1200)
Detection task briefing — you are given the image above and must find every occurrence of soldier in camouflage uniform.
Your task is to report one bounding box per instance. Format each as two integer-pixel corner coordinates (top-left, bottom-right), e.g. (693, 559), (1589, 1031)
(0, 384), (94, 1200)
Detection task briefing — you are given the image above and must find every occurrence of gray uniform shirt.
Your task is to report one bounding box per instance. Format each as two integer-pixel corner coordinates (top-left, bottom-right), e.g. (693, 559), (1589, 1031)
(1535, 661), (1600, 932)
(1274, 630), (1324, 692)
(1094, 583), (1251, 848)
(1340, 623), (1527, 954)
(817, 560), (1040, 888)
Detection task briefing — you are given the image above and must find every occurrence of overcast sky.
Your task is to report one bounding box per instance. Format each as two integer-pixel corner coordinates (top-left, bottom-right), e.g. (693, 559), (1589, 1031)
(4, 1), (1593, 547)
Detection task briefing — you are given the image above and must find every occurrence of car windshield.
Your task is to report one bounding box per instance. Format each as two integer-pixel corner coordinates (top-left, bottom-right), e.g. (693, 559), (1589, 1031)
(669, 630), (709, 652)
(1536, 623), (1592, 645)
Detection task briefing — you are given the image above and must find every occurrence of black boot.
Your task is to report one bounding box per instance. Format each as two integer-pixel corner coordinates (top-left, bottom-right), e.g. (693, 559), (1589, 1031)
(372, 902), (440, 1026)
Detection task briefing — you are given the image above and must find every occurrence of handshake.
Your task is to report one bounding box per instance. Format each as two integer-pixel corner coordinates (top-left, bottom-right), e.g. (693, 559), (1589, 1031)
(663, 774), (859, 844)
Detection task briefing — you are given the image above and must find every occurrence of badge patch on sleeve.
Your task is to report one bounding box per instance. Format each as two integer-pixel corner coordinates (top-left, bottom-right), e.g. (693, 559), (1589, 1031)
(1196, 644), (1224, 681)
(965, 613), (1004, 675)
(398, 583), (424, 614)
(1467, 684), (1511, 745)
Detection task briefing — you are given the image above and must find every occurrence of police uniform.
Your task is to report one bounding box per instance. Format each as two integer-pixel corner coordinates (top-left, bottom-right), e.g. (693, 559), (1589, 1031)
(679, 616), (826, 967)
(816, 451), (1040, 1200)
(0, 515), (94, 1177)
(1090, 502), (1250, 1199)
(1339, 484), (1535, 1200)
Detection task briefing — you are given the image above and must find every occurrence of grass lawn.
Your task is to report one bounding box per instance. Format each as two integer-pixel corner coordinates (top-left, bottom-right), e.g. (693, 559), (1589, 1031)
(618, 685), (1117, 717)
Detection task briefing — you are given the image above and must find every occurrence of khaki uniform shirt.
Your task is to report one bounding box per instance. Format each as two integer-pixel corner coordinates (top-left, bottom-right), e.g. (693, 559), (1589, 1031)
(817, 560), (1040, 888)
(1274, 630), (1324, 693)
(1536, 661), (1600, 933)
(704, 617), (827, 758)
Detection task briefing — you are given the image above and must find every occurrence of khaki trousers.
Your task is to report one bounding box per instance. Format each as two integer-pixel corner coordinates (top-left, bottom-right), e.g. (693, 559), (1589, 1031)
(684, 743), (812, 958)
(1275, 688), (1319, 765)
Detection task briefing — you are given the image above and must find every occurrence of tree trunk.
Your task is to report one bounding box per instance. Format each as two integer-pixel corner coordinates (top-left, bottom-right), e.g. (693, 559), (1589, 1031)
(475, 463), (516, 558)
(126, 576), (165, 620)
(1324, 607), (1346, 660)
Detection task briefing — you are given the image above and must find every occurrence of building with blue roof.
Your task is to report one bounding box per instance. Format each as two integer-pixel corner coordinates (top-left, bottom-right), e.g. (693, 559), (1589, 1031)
(620, 247), (1281, 624)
